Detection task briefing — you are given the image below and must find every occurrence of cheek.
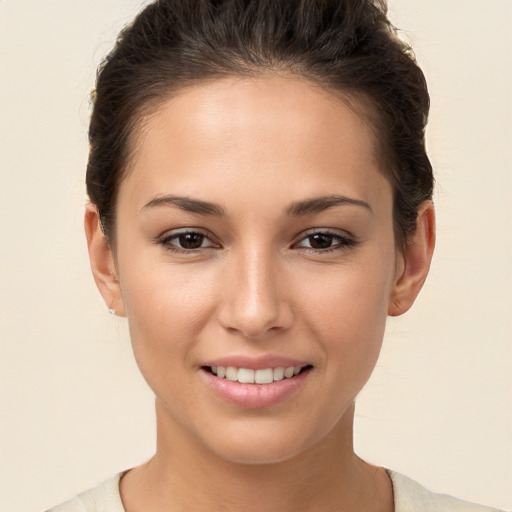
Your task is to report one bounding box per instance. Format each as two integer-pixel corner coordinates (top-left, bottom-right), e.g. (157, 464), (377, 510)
(301, 257), (392, 326)
(295, 253), (395, 369)
(118, 271), (209, 416)
(117, 254), (219, 375)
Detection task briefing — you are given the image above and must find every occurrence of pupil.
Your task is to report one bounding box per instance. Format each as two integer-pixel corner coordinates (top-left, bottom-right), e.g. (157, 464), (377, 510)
(179, 233), (204, 249)
(309, 234), (333, 249)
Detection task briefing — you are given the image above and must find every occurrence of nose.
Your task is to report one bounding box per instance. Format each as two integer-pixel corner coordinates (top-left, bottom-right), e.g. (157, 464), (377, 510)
(217, 247), (294, 340)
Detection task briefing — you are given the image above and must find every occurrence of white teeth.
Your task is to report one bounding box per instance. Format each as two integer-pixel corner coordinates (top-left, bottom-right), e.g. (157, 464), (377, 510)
(210, 365), (306, 384)
(255, 368), (273, 384)
(273, 367), (284, 381)
(237, 368), (255, 383)
(284, 367), (295, 378)
(226, 367), (238, 381)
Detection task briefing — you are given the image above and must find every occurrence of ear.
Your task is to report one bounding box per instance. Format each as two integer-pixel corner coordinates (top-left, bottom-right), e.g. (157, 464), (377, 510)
(388, 200), (435, 317)
(84, 203), (126, 317)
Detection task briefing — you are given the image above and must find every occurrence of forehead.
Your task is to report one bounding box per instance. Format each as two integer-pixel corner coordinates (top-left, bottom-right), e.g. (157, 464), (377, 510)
(121, 76), (391, 215)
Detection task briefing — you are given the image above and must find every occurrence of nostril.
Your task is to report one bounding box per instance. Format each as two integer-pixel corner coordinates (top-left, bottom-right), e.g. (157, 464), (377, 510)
(217, 272), (294, 339)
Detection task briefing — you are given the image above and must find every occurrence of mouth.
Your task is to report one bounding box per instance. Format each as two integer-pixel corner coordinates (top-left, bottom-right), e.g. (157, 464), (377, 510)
(203, 365), (313, 384)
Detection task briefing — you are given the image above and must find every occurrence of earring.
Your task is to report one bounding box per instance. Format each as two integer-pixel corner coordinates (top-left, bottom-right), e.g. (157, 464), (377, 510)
(108, 308), (116, 316)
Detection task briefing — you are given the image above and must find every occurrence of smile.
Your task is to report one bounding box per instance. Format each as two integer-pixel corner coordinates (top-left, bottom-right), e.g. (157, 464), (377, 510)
(209, 365), (306, 384)
(202, 363), (312, 408)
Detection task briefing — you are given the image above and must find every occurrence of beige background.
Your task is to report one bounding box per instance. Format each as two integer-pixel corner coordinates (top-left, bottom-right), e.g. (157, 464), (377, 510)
(1, 1), (511, 511)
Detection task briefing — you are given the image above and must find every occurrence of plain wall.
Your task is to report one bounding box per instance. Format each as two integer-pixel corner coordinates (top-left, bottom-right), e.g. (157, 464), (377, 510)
(0, 1), (511, 510)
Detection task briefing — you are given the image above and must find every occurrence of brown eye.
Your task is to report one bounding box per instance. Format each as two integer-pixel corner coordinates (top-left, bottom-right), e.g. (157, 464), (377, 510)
(308, 233), (334, 249)
(178, 232), (206, 249)
(294, 230), (356, 253)
(160, 230), (217, 253)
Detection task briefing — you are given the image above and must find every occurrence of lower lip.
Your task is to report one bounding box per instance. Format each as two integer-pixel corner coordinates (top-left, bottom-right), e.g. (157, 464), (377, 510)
(201, 368), (311, 409)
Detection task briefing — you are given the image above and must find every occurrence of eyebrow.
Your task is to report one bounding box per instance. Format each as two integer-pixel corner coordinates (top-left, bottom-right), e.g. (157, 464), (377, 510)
(141, 193), (371, 217)
(286, 195), (372, 216)
(142, 195), (226, 216)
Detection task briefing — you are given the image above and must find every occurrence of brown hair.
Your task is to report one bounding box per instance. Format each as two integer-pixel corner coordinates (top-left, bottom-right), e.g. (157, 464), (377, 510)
(87, 0), (433, 249)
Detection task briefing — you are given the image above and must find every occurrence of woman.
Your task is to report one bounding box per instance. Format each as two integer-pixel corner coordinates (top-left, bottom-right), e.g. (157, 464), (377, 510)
(46, 1), (504, 510)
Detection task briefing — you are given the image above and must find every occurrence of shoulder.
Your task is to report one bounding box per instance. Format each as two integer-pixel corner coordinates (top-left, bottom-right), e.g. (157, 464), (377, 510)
(388, 470), (505, 512)
(45, 473), (125, 512)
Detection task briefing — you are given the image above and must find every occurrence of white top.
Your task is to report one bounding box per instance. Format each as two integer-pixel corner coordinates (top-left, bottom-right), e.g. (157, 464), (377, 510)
(46, 470), (504, 512)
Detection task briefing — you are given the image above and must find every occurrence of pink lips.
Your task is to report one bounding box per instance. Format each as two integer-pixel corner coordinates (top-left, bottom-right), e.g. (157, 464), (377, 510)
(200, 355), (312, 409)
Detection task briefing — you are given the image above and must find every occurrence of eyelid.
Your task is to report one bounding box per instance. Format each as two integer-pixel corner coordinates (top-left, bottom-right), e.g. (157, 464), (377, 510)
(155, 227), (357, 254)
(157, 228), (221, 252)
(292, 228), (357, 251)
(158, 227), (211, 239)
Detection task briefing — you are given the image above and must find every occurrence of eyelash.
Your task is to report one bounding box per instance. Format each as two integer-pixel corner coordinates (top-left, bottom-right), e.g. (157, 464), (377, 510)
(159, 229), (219, 254)
(158, 229), (357, 255)
(292, 230), (357, 253)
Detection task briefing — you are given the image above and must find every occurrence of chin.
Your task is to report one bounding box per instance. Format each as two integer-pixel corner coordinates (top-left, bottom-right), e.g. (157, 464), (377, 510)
(199, 417), (331, 466)
(210, 438), (310, 466)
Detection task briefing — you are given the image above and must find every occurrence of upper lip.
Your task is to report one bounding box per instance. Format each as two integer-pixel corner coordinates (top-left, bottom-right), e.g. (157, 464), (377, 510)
(201, 355), (310, 370)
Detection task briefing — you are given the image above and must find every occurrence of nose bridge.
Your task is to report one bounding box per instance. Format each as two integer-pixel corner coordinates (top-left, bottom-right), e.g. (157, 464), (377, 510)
(220, 242), (291, 339)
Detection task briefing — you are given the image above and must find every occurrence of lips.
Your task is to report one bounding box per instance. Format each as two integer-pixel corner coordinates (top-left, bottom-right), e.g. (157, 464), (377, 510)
(200, 357), (312, 408)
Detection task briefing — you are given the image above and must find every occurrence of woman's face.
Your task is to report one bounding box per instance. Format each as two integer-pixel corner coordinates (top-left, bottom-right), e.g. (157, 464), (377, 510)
(107, 77), (406, 463)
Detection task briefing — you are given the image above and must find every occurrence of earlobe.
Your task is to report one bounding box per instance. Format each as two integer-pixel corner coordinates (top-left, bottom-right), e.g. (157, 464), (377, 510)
(388, 200), (436, 317)
(84, 204), (126, 317)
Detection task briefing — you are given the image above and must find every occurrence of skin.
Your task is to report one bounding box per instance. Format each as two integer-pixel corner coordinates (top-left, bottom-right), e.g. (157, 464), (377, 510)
(85, 76), (435, 512)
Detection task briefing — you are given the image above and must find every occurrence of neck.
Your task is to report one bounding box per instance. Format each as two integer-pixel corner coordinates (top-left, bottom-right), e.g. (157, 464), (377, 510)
(120, 400), (392, 512)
